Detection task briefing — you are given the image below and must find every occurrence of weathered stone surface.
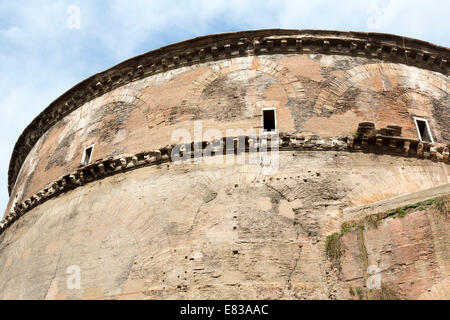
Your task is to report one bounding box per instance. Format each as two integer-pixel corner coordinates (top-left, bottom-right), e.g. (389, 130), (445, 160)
(7, 53), (449, 216)
(1, 29), (449, 300)
(339, 196), (449, 300)
(0, 152), (448, 299)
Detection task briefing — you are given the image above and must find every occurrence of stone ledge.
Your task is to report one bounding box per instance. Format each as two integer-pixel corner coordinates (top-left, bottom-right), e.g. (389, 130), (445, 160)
(343, 183), (450, 222)
(1, 127), (449, 236)
(7, 29), (450, 195)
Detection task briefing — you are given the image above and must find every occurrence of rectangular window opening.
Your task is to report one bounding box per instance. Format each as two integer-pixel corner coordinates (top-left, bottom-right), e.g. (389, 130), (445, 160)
(414, 117), (433, 143)
(82, 145), (94, 165)
(263, 109), (276, 132)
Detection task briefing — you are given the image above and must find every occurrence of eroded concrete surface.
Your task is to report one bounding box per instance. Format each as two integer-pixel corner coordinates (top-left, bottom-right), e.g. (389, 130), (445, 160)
(0, 152), (448, 299)
(7, 54), (450, 217)
(341, 196), (449, 300)
(2, 35), (449, 301)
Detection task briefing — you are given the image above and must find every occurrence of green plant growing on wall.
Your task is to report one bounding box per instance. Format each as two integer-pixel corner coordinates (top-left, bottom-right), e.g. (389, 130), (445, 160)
(349, 287), (355, 297)
(397, 208), (406, 218)
(326, 232), (344, 271)
(356, 287), (364, 300)
(325, 196), (447, 282)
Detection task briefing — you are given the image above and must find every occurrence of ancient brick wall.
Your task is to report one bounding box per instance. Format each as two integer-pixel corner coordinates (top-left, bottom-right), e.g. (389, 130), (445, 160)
(339, 196), (449, 300)
(1, 30), (449, 300)
(0, 153), (448, 299)
(6, 53), (449, 217)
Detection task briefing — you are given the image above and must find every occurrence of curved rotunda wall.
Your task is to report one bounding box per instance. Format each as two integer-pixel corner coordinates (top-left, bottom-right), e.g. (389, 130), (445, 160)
(0, 153), (448, 300)
(6, 53), (450, 216)
(1, 30), (449, 300)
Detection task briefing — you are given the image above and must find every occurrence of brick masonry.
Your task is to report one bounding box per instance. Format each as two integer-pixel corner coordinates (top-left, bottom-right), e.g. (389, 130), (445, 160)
(6, 53), (449, 217)
(1, 30), (449, 300)
(0, 153), (448, 299)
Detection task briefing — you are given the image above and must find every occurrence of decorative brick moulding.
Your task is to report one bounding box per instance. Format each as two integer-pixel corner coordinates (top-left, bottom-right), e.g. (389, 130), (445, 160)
(1, 123), (449, 235)
(7, 30), (450, 195)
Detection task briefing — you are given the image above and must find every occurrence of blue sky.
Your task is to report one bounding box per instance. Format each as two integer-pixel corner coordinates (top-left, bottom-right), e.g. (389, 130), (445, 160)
(0, 0), (449, 213)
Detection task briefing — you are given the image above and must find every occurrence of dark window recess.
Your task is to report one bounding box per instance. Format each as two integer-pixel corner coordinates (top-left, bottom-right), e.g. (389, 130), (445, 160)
(263, 109), (276, 132)
(83, 146), (94, 165)
(415, 119), (433, 142)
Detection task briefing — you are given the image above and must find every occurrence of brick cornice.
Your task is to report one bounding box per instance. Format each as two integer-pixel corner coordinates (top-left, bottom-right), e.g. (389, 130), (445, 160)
(8, 29), (450, 194)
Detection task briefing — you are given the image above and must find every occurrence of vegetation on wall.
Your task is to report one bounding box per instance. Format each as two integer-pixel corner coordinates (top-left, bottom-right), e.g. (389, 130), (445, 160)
(325, 196), (448, 300)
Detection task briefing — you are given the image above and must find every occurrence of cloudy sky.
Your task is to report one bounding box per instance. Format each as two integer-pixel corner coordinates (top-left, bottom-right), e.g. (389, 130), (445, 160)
(0, 0), (449, 212)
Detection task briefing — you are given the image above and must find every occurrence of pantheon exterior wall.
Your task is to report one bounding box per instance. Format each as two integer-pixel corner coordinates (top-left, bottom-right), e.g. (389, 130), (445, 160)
(0, 30), (449, 300)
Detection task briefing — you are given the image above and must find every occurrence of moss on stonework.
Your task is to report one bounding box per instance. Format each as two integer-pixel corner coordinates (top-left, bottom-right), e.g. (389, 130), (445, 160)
(356, 196), (447, 230)
(356, 287), (364, 300)
(349, 287), (355, 296)
(325, 232), (344, 271)
(435, 197), (448, 214)
(351, 285), (403, 300)
(387, 197), (446, 220)
(325, 223), (365, 271)
(325, 196), (448, 277)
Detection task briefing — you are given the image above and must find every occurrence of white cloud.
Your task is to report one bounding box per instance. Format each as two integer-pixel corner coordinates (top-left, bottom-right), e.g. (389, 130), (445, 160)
(367, 4), (384, 30)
